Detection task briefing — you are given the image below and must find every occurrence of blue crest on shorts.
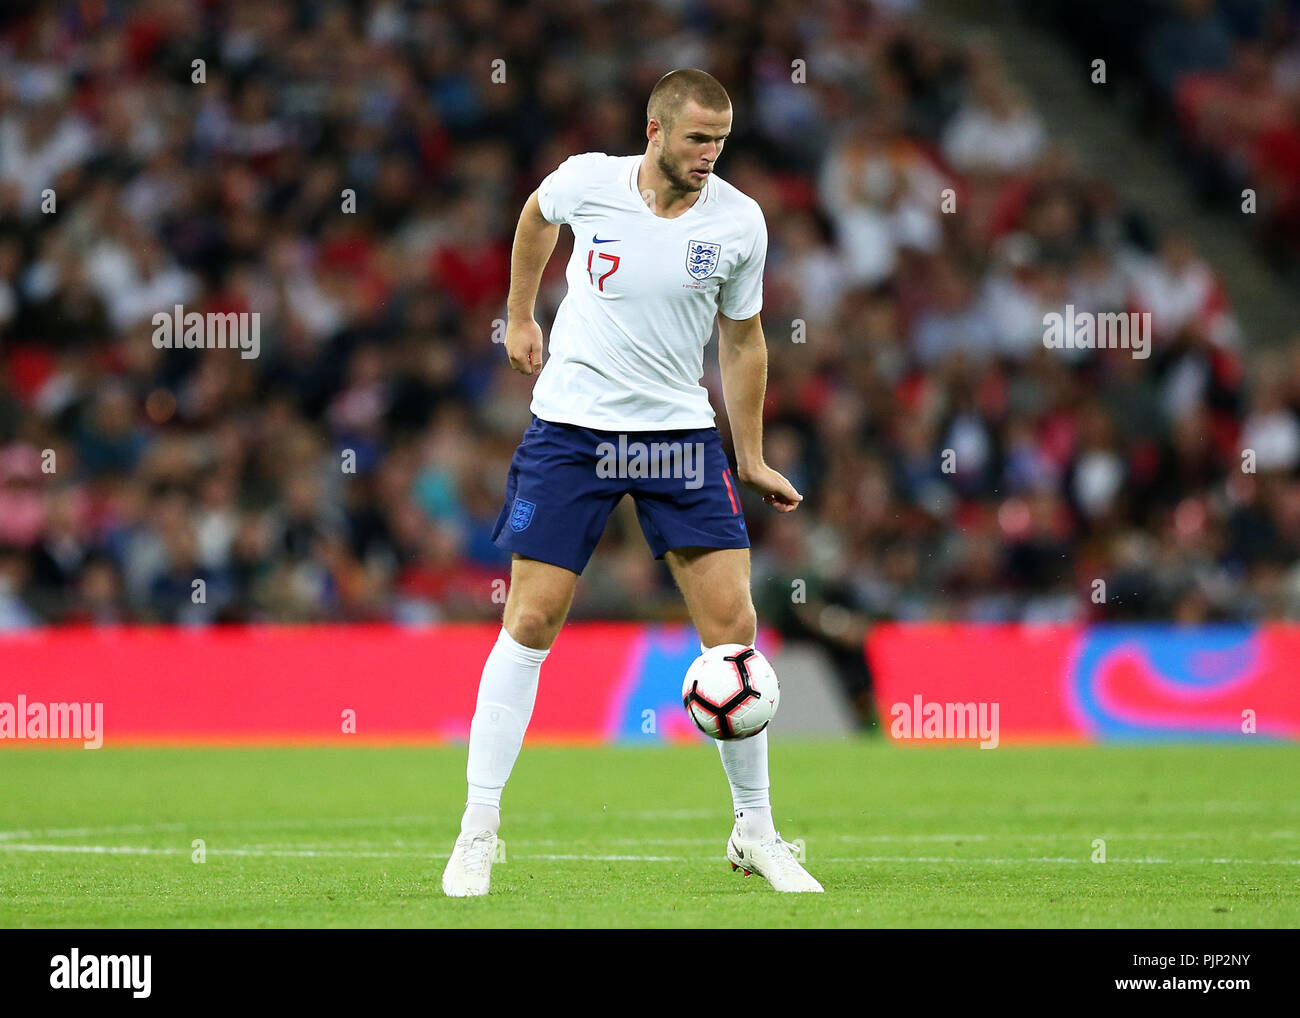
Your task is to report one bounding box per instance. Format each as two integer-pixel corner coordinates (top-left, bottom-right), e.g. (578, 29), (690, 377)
(509, 498), (536, 532)
(686, 240), (721, 280)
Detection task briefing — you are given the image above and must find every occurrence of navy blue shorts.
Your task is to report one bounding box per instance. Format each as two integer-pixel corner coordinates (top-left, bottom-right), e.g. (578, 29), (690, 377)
(491, 416), (750, 574)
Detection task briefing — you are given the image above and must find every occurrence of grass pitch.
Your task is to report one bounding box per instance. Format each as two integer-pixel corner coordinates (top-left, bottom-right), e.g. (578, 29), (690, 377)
(1, 740), (1297, 928)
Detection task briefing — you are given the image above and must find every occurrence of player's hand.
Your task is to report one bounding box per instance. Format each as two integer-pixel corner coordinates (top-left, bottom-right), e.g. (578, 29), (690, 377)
(505, 317), (545, 375)
(738, 463), (803, 513)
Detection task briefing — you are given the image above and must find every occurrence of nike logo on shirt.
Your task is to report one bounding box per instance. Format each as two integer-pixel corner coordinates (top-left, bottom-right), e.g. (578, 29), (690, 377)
(592, 235), (620, 244)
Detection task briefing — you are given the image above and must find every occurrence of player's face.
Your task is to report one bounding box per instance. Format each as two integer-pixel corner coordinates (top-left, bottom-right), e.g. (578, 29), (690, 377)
(655, 101), (731, 193)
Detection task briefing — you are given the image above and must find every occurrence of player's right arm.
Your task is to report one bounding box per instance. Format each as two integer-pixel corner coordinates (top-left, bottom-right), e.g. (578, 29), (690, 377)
(505, 190), (559, 375)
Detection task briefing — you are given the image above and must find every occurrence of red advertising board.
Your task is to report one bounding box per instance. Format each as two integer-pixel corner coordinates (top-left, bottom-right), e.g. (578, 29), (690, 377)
(867, 624), (1300, 742)
(3, 622), (1297, 745)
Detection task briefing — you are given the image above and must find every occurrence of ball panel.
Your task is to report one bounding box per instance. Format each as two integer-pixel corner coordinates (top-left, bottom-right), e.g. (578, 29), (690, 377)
(685, 699), (722, 738)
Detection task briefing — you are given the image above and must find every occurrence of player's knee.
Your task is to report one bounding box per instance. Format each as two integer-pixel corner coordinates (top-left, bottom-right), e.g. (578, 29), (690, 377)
(503, 602), (565, 649)
(702, 597), (756, 647)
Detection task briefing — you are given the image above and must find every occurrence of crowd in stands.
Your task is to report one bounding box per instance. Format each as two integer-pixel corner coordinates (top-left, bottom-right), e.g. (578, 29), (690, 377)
(2, 0), (1299, 682)
(1031, 0), (1300, 271)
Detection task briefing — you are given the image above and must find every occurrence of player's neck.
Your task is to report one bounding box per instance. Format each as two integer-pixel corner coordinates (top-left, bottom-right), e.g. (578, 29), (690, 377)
(636, 154), (702, 219)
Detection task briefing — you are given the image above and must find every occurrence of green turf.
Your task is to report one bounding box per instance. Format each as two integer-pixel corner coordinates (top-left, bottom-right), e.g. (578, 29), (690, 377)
(1, 740), (1297, 927)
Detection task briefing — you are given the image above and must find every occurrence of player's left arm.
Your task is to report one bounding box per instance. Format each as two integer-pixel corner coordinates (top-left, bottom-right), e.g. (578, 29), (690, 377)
(716, 311), (803, 513)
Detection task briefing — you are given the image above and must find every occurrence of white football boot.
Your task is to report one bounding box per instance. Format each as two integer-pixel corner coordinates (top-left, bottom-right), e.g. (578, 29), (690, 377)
(441, 829), (497, 897)
(726, 825), (824, 892)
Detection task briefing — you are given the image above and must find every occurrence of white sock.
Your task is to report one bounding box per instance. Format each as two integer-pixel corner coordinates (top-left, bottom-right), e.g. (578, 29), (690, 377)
(461, 627), (549, 834)
(718, 731), (775, 839)
(733, 803), (775, 840)
(701, 640), (776, 841)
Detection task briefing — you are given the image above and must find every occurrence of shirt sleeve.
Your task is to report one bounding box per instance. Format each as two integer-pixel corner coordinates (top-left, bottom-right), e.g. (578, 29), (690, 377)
(719, 209), (768, 320)
(536, 152), (603, 225)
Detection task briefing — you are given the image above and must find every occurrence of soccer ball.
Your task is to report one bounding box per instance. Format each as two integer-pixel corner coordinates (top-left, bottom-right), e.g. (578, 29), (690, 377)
(681, 644), (780, 740)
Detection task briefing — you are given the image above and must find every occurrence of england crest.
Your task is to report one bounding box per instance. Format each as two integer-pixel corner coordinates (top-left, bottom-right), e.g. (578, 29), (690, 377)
(509, 497), (536, 532)
(686, 240), (721, 280)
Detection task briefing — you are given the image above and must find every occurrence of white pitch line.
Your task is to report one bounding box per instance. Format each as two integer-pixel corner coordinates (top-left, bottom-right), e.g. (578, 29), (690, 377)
(875, 801), (1300, 819)
(528, 854), (687, 862)
(0, 808), (725, 845)
(0, 818), (425, 841)
(3, 818), (1296, 856)
(0, 844), (179, 856)
(8, 827), (1295, 849)
(0, 843), (445, 859)
(836, 831), (1300, 843)
(0, 822), (187, 842)
(37, 831), (1290, 850)
(2, 802), (1293, 845)
(818, 856), (1300, 865)
(1, 843), (1297, 865)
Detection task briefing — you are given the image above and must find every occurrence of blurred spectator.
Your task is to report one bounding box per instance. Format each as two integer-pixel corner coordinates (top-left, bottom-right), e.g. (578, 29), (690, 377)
(1031, 0), (1300, 268)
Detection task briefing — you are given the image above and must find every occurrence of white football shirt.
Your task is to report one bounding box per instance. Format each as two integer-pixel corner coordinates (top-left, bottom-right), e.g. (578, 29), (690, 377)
(530, 152), (768, 431)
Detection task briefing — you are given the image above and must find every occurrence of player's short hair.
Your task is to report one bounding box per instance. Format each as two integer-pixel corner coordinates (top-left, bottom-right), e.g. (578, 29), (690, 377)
(647, 69), (731, 135)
